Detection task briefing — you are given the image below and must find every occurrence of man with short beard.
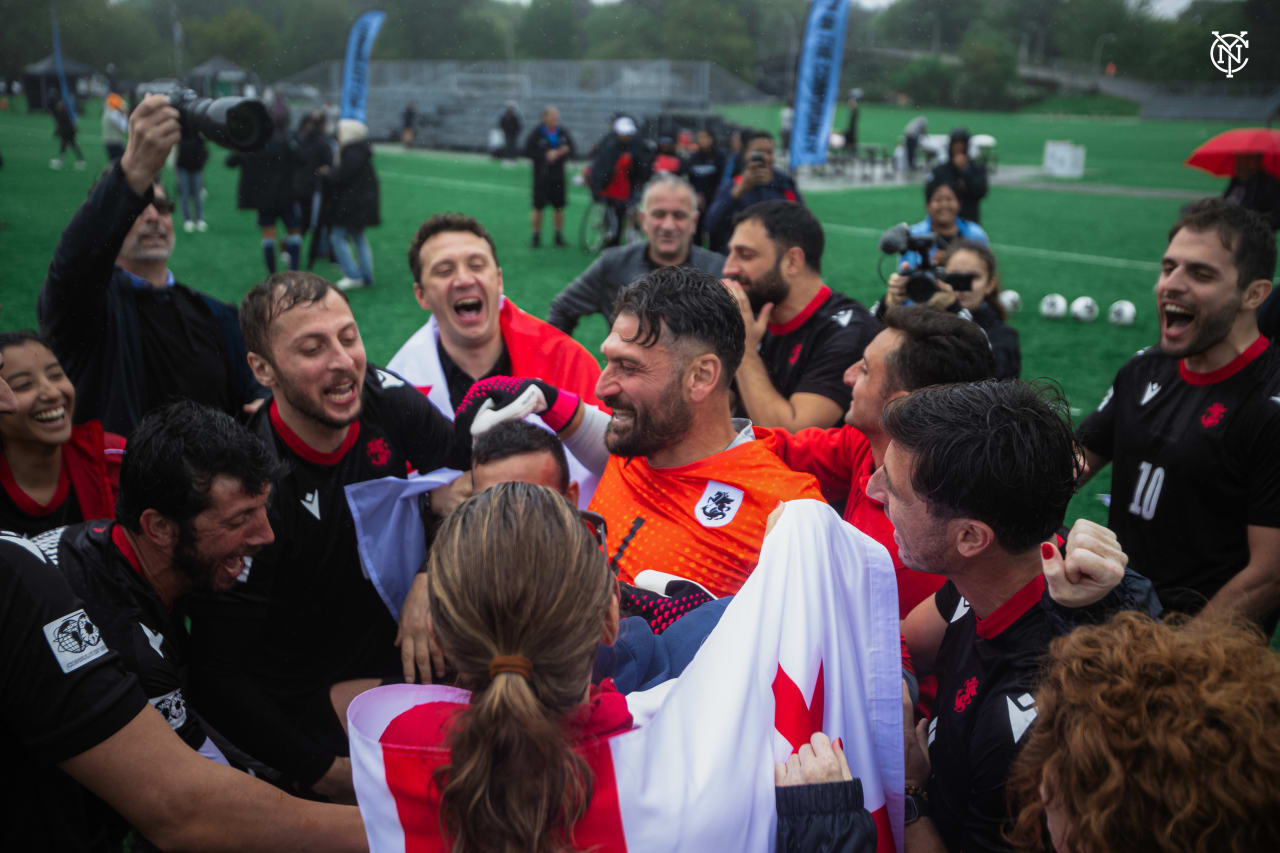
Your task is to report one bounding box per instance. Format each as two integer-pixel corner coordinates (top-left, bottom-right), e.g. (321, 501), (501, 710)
(38, 94), (264, 437)
(187, 271), (469, 803)
(455, 266), (824, 598)
(722, 200), (877, 431)
(547, 173), (725, 336)
(29, 400), (279, 789)
(1079, 198), (1280, 631)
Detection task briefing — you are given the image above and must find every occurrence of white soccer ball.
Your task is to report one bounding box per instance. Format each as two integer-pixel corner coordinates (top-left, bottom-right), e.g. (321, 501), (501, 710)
(1108, 299), (1137, 327)
(997, 289), (1021, 315)
(1070, 296), (1099, 323)
(1039, 293), (1068, 319)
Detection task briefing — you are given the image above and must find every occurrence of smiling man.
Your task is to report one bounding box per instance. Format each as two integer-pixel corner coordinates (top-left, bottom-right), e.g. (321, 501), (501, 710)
(547, 174), (725, 336)
(388, 212), (604, 503)
(186, 271), (468, 803)
(1079, 198), (1280, 630)
(29, 400), (279, 774)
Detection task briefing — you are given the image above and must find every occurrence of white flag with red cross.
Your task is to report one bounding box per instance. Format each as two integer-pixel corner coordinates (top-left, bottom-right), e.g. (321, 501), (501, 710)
(348, 499), (904, 852)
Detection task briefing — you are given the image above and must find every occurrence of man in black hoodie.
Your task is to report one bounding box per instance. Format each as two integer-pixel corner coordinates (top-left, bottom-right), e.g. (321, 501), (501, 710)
(925, 127), (989, 224)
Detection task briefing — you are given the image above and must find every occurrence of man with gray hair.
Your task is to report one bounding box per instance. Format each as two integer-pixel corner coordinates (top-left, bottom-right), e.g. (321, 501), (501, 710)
(548, 173), (725, 336)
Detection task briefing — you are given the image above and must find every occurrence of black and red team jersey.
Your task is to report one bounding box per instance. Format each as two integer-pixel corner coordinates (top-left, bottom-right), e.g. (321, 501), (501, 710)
(0, 468), (83, 537)
(736, 286), (878, 426)
(927, 578), (1048, 852)
(1078, 336), (1280, 625)
(0, 534), (147, 851)
(188, 364), (464, 784)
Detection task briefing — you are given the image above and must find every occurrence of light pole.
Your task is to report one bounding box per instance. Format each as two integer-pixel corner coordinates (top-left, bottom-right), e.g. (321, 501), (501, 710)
(1092, 32), (1116, 74)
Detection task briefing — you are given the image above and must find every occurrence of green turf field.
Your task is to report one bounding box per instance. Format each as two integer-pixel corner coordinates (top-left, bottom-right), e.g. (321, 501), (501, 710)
(0, 99), (1267, 540)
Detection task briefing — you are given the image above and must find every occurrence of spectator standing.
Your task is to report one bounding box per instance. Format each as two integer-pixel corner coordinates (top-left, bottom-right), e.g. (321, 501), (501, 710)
(706, 129), (804, 254)
(175, 129), (209, 233)
(49, 95), (85, 170)
(227, 121), (303, 275)
(400, 101), (417, 146)
(926, 127), (988, 223)
(323, 119), (380, 290)
(499, 102), (522, 160)
(900, 175), (989, 269)
(845, 89), (860, 152)
(780, 100), (795, 155)
(523, 105), (576, 248)
(293, 111), (334, 265)
(902, 115), (928, 173)
(686, 129), (725, 247)
(589, 116), (652, 248)
(652, 136), (687, 176)
(1078, 199), (1280, 631)
(38, 95), (265, 437)
(1222, 152), (1280, 231)
(102, 93), (128, 162)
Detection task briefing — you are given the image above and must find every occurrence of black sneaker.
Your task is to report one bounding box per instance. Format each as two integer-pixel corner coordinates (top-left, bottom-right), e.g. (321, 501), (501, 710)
(554, 231), (567, 247)
(531, 232), (541, 248)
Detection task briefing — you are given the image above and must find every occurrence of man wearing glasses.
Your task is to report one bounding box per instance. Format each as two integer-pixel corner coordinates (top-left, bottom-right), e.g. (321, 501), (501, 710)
(39, 94), (265, 437)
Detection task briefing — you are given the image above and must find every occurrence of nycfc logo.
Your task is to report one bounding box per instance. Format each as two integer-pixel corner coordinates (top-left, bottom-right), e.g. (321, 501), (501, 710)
(1210, 31), (1248, 78)
(1200, 402), (1227, 428)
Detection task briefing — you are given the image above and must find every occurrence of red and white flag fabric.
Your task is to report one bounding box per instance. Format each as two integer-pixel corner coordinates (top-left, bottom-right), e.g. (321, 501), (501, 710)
(348, 499), (904, 852)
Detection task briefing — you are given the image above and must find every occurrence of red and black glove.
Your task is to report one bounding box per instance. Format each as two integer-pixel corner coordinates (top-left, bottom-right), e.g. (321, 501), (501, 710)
(453, 375), (580, 439)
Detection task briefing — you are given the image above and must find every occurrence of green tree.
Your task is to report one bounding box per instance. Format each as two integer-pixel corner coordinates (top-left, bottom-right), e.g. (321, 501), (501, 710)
(954, 21), (1018, 108)
(516, 0), (582, 60)
(186, 8), (281, 75)
(891, 56), (952, 106)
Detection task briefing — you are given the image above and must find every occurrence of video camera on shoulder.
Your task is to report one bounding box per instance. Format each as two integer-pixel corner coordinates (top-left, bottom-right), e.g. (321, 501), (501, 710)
(877, 223), (976, 303)
(164, 87), (272, 152)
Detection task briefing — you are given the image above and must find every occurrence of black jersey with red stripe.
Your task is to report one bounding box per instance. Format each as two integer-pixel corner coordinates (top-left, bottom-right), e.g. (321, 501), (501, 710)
(737, 286), (877, 424)
(926, 578), (1048, 852)
(187, 364), (462, 782)
(1078, 337), (1280, 621)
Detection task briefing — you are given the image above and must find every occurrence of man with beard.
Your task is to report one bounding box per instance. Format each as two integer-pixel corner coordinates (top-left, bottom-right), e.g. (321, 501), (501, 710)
(38, 94), (264, 437)
(548, 173), (725, 336)
(27, 400), (279, 775)
(1079, 199), (1280, 631)
(187, 271), (468, 802)
(454, 266), (824, 598)
(722, 201), (877, 431)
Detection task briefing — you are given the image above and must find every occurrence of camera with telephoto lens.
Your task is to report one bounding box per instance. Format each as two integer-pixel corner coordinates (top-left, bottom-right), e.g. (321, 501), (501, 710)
(166, 87), (272, 152)
(877, 223), (975, 303)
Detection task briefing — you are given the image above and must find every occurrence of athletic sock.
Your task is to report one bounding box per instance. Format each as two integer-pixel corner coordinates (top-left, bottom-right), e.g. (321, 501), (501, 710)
(262, 238), (277, 274)
(283, 235), (302, 271)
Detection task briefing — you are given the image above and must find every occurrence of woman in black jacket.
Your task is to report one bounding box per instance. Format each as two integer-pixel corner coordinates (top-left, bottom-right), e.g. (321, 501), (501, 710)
(323, 119), (380, 290)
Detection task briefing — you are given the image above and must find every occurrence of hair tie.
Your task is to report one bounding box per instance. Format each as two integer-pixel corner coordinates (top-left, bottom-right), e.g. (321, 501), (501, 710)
(489, 655), (532, 680)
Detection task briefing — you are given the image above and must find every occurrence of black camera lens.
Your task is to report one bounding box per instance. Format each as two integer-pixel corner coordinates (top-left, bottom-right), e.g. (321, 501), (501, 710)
(941, 271), (976, 292)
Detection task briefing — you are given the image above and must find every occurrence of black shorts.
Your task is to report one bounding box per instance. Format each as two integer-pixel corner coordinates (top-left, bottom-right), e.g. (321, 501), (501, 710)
(257, 202), (301, 229)
(533, 177), (566, 210)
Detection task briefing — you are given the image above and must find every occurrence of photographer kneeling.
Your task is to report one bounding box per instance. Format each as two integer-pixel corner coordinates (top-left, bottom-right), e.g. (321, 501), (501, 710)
(880, 239), (1020, 379)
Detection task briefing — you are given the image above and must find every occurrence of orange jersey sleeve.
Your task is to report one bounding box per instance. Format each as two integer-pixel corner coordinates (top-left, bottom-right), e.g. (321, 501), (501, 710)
(589, 431), (824, 598)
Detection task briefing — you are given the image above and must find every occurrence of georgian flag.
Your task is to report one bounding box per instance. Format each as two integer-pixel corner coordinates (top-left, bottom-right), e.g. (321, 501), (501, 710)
(348, 499), (904, 852)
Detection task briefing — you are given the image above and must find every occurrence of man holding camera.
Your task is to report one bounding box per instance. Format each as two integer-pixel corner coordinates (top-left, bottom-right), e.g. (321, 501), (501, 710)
(39, 94), (264, 437)
(705, 129), (804, 254)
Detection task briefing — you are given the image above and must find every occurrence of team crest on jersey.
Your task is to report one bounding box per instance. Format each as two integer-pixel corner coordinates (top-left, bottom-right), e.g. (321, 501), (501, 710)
(375, 368), (404, 389)
(694, 481), (744, 528)
(366, 437), (392, 466)
(788, 343), (802, 365)
(43, 609), (108, 673)
(150, 688), (189, 730)
(1200, 402), (1227, 428)
(954, 676), (979, 712)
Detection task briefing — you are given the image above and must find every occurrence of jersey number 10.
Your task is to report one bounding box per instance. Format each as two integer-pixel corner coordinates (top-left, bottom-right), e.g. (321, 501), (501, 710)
(1128, 461), (1165, 521)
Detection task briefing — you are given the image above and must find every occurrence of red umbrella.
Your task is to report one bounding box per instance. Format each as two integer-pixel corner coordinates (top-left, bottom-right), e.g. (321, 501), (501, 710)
(1185, 128), (1280, 178)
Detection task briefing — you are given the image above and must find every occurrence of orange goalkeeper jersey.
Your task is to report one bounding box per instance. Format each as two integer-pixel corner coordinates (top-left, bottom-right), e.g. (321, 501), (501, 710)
(589, 427), (824, 598)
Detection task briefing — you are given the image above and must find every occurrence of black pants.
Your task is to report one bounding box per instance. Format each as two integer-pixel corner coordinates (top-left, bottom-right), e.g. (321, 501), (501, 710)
(58, 135), (84, 160)
(105, 142), (124, 162)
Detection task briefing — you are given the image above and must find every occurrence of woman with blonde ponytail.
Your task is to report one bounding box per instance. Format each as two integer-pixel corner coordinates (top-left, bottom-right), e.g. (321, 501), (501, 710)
(395, 481), (625, 852)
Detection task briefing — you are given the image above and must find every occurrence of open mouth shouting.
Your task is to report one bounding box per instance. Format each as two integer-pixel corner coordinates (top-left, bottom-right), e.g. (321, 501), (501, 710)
(1160, 300), (1195, 345)
(452, 295), (486, 326)
(324, 376), (360, 407)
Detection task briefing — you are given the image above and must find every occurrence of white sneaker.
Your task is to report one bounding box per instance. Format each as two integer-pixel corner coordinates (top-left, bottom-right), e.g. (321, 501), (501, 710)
(184, 220), (195, 233)
(74, 160), (86, 170)
(196, 220), (208, 232)
(335, 276), (366, 291)
(49, 159), (62, 169)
